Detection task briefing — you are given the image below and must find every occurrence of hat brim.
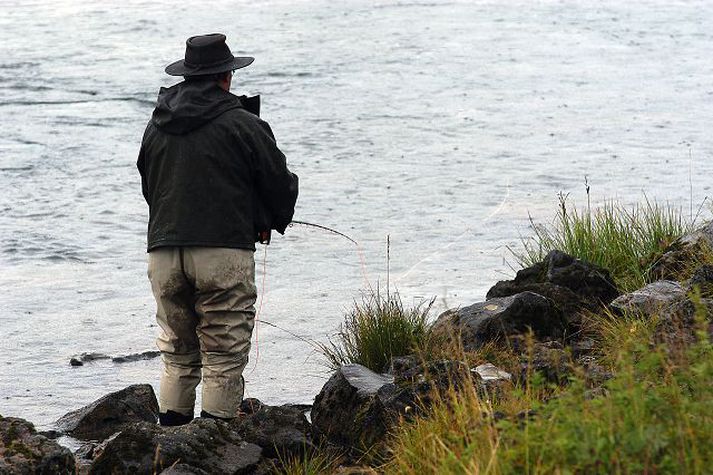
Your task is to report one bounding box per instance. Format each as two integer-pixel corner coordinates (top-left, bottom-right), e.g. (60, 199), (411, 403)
(165, 56), (254, 77)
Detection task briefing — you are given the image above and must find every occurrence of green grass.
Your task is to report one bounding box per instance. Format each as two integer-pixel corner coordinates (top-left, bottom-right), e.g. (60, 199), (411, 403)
(318, 293), (432, 372)
(385, 305), (713, 474)
(519, 193), (690, 292)
(272, 447), (344, 475)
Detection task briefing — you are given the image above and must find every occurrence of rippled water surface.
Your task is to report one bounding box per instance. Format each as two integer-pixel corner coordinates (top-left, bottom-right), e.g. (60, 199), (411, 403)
(1, 0), (712, 428)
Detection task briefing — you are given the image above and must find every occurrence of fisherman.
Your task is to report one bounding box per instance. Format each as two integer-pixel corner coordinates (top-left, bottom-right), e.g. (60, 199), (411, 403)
(137, 33), (299, 426)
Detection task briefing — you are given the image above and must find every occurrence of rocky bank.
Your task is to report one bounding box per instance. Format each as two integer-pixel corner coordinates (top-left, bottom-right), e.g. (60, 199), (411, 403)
(2, 223), (712, 474)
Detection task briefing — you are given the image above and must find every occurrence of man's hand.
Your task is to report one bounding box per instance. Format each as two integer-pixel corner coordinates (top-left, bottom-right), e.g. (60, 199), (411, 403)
(258, 230), (271, 245)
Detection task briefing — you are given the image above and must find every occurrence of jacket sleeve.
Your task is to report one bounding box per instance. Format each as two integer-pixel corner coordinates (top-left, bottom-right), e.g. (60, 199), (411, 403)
(248, 118), (299, 234)
(137, 145), (149, 204)
(137, 122), (155, 205)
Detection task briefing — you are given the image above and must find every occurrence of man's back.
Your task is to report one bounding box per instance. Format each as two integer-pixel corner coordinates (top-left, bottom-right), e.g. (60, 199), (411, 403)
(138, 79), (298, 251)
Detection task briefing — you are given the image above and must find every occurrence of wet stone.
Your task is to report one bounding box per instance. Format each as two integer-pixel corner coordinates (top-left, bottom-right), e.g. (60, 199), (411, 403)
(651, 221), (713, 280)
(89, 418), (262, 475)
(432, 291), (567, 350)
(610, 280), (685, 317)
(69, 352), (110, 367)
(56, 384), (159, 441)
(0, 416), (76, 474)
(311, 364), (394, 448)
(111, 350), (161, 363)
(487, 250), (619, 325)
(231, 400), (314, 458)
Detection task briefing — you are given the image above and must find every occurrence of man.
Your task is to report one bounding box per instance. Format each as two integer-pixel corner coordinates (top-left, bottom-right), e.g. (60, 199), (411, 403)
(137, 33), (298, 426)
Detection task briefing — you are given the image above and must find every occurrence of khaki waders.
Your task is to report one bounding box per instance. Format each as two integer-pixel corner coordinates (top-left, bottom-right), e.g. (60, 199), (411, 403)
(148, 247), (256, 419)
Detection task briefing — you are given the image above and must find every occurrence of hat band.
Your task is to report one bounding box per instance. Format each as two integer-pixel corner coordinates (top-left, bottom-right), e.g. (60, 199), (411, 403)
(183, 55), (235, 70)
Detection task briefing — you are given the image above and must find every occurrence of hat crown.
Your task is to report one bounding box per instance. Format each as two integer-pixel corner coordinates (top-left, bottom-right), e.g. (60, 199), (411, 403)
(184, 33), (234, 68)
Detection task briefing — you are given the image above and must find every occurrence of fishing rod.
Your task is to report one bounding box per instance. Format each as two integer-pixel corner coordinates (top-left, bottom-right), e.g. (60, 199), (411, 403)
(289, 220), (358, 245)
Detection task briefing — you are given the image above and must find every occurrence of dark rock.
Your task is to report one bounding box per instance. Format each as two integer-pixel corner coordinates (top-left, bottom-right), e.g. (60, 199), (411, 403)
(313, 358), (474, 451)
(570, 338), (596, 358)
(0, 416), (76, 474)
(579, 357), (613, 387)
(686, 264), (713, 297)
(383, 358), (472, 416)
(653, 297), (713, 349)
(487, 250), (619, 325)
(56, 384), (159, 441)
(386, 355), (468, 387)
(75, 441), (97, 460)
(111, 350), (161, 363)
(546, 250), (618, 302)
(651, 221), (713, 280)
(36, 429), (61, 439)
(89, 418), (262, 474)
(161, 463), (210, 474)
(69, 352), (110, 367)
(231, 401), (313, 458)
(239, 398), (265, 415)
(311, 364), (394, 448)
(518, 341), (571, 385)
(610, 280), (685, 317)
(432, 291), (567, 350)
(74, 441), (98, 474)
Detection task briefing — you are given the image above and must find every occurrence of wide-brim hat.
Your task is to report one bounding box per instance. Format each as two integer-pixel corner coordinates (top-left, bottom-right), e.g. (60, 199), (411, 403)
(165, 33), (254, 77)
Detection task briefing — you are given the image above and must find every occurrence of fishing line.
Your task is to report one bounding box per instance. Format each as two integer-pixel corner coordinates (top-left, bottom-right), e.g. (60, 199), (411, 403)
(246, 219), (369, 375)
(245, 244), (268, 377)
(395, 177), (511, 283)
(289, 220), (372, 287)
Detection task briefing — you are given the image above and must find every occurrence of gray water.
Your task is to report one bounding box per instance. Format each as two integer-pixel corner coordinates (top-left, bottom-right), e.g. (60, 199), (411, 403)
(1, 0), (712, 430)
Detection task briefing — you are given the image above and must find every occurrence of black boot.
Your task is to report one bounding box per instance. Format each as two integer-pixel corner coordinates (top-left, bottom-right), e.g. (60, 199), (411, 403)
(159, 410), (193, 426)
(200, 410), (234, 422)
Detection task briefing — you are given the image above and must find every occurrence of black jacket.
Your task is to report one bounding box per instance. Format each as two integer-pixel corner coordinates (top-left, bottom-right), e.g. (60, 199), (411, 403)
(137, 80), (298, 251)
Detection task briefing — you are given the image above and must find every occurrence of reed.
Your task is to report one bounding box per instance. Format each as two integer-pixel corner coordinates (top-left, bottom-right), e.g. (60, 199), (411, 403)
(518, 193), (690, 292)
(318, 292), (432, 372)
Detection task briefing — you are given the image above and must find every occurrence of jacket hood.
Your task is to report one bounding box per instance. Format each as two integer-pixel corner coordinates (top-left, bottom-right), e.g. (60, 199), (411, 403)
(151, 81), (242, 135)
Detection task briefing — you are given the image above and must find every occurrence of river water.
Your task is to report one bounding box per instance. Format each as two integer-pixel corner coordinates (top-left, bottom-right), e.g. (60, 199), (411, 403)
(1, 0), (712, 430)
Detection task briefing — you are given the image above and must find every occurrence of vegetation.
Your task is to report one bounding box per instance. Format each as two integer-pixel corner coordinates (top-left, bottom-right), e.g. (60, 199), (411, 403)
(273, 446), (344, 475)
(518, 193), (691, 292)
(386, 306), (713, 474)
(318, 293), (432, 372)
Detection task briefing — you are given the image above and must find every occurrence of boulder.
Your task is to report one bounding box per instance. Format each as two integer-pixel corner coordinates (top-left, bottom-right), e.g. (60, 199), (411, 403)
(517, 340), (571, 385)
(74, 442), (97, 474)
(231, 399), (313, 458)
(653, 297), (713, 349)
(432, 291), (567, 350)
(311, 364), (395, 448)
(383, 356), (472, 415)
(88, 418), (262, 474)
(56, 384), (159, 440)
(610, 280), (685, 317)
(111, 350), (161, 364)
(651, 221), (713, 280)
(686, 264), (713, 297)
(69, 352), (110, 367)
(487, 250), (619, 324)
(0, 416), (75, 474)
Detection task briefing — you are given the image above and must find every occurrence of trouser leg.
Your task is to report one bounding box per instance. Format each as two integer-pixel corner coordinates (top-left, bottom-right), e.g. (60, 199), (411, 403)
(183, 247), (256, 419)
(148, 248), (201, 417)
